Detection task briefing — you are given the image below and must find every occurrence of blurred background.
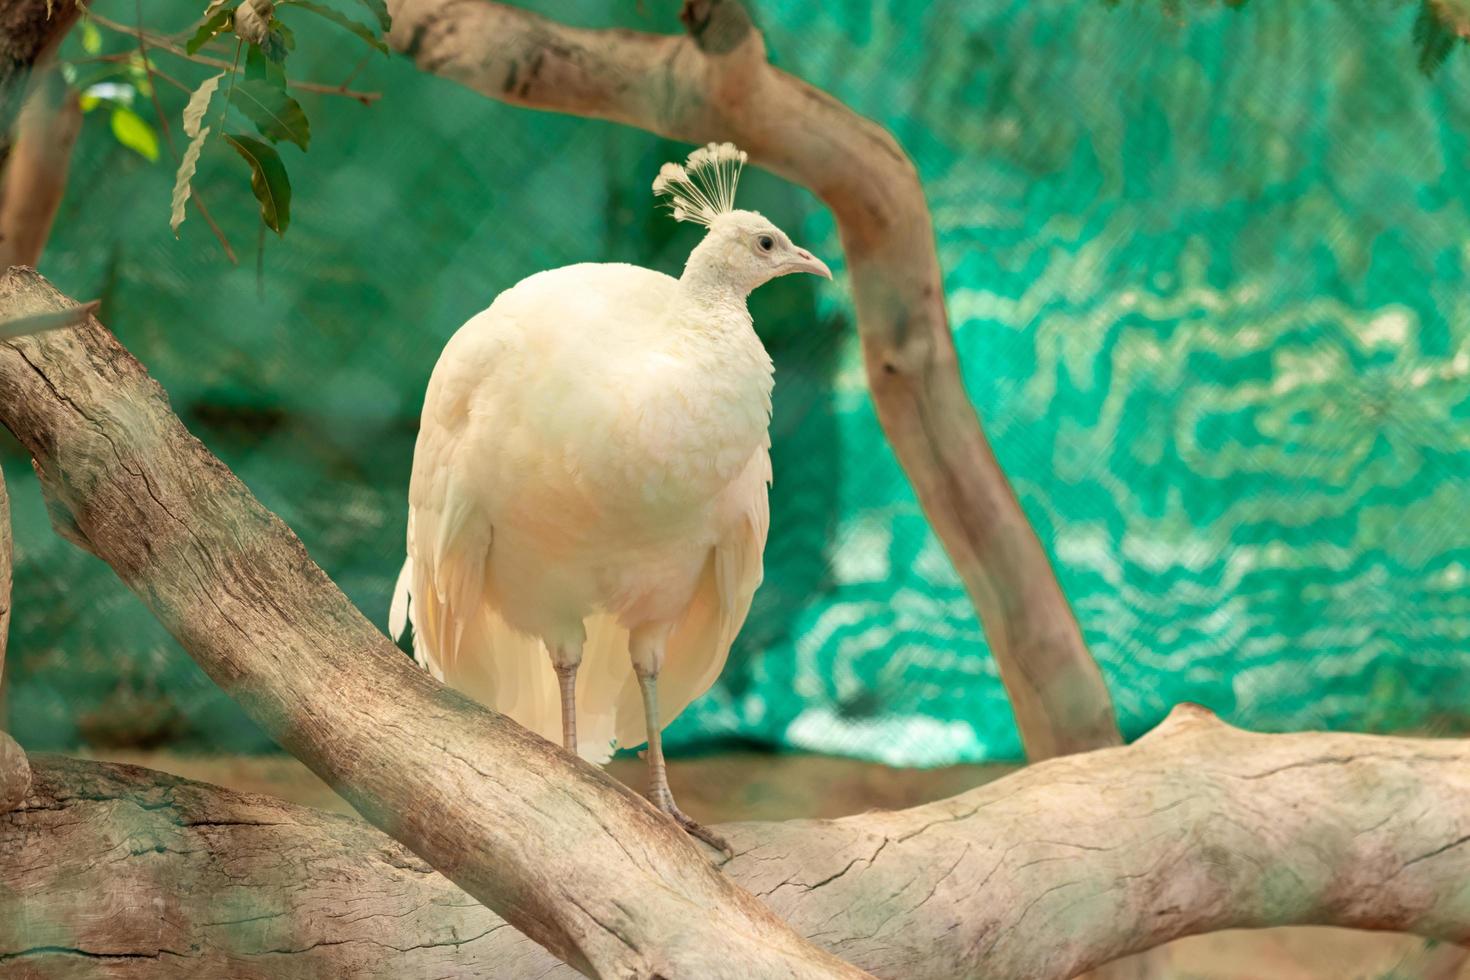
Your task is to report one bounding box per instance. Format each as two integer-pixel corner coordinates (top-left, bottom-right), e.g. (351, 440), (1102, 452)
(8, 0), (1470, 974)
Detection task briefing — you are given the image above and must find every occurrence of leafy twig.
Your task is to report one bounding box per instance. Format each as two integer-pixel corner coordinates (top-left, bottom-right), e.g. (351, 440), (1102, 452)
(73, 52), (192, 94)
(87, 11), (381, 104)
(132, 0), (237, 264)
(216, 37), (243, 136)
(338, 49), (374, 89)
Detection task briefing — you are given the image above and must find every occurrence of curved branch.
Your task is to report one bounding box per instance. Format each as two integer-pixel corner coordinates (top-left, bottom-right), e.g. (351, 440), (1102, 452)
(6, 708), (1468, 978)
(0, 267), (867, 980)
(0, 463), (9, 688)
(387, 0), (1119, 759)
(0, 0), (77, 169)
(0, 460), (24, 814)
(0, 65), (80, 270)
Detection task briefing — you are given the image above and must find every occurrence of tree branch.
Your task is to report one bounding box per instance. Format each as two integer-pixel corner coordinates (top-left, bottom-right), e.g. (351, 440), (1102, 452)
(84, 12), (384, 106)
(386, 0), (1120, 760)
(0, 65), (80, 270)
(6, 707), (1468, 978)
(0, 266), (867, 980)
(0, 0), (77, 170)
(130, 2), (237, 267)
(0, 460), (24, 814)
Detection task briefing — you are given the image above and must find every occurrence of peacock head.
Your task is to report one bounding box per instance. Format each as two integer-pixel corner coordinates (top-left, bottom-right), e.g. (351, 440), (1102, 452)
(654, 143), (832, 294)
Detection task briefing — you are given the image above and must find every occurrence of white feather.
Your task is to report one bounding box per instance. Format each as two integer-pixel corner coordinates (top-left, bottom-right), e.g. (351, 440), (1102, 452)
(389, 557), (411, 640)
(652, 142), (747, 226)
(391, 144), (816, 768)
(396, 259), (773, 763)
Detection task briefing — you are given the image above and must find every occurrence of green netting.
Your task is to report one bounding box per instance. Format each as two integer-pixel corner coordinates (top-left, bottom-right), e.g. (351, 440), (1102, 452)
(5, 0), (1469, 763)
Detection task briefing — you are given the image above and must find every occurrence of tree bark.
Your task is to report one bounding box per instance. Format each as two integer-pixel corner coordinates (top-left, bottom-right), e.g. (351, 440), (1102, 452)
(0, 459), (24, 814)
(0, 0), (76, 173)
(5, 706), (1468, 979)
(0, 65), (81, 269)
(387, 0), (1121, 761)
(0, 266), (867, 980)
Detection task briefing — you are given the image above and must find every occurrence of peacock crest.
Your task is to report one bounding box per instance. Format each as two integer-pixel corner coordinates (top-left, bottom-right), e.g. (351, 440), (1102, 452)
(652, 142), (748, 227)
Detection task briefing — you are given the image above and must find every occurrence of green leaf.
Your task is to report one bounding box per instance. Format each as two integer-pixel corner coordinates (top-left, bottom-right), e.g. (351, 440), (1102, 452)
(171, 126), (211, 235)
(183, 72), (224, 139)
(80, 19), (102, 54)
(352, 0), (390, 32)
(230, 77), (310, 150)
(260, 19), (294, 63)
(245, 43), (287, 86)
(1414, 0), (1461, 76)
(186, 7), (234, 54)
(286, 0), (387, 53)
(110, 106), (159, 161)
(260, 29), (287, 63)
(225, 132), (291, 234)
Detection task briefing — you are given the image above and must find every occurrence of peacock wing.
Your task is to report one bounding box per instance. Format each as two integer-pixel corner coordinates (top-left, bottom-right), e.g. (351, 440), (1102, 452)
(401, 329), (502, 679)
(612, 445), (772, 748)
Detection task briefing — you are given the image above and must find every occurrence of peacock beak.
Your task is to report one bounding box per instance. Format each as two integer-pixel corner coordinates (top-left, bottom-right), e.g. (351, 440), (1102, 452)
(785, 247), (833, 280)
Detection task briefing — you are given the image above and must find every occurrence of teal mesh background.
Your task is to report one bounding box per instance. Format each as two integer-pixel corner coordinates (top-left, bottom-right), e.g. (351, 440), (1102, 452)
(5, 0), (1469, 763)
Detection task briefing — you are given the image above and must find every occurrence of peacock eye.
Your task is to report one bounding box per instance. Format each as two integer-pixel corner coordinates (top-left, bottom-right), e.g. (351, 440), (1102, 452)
(757, 235), (774, 252)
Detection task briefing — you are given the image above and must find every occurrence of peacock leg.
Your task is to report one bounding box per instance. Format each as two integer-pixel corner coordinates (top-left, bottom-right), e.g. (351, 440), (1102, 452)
(632, 653), (731, 857)
(549, 639), (582, 755)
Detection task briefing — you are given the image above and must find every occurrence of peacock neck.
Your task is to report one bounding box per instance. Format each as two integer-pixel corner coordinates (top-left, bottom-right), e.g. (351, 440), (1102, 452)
(674, 270), (750, 323)
(643, 249), (774, 491)
(672, 233), (758, 322)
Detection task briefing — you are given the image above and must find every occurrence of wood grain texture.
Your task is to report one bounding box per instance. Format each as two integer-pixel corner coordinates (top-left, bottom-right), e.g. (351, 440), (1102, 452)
(0, 460), (26, 814)
(0, 461), (9, 696)
(5, 707), (1468, 979)
(0, 0), (76, 175)
(386, 0), (1119, 760)
(0, 267), (868, 980)
(0, 67), (80, 269)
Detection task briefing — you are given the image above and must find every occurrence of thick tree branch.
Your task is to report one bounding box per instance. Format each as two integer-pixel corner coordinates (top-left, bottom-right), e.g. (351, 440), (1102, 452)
(0, 463), (9, 688)
(0, 460), (24, 814)
(0, 736), (20, 814)
(0, 267), (867, 980)
(0, 65), (80, 270)
(387, 0), (1120, 760)
(5, 707), (1468, 978)
(0, 0), (76, 171)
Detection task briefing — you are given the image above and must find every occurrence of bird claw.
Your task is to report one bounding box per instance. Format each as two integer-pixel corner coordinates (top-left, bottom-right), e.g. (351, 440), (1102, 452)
(675, 813), (733, 859)
(653, 795), (732, 858)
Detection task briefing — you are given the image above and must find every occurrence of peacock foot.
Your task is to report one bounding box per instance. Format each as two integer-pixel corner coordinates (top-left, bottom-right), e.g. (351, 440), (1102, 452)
(649, 789), (732, 858)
